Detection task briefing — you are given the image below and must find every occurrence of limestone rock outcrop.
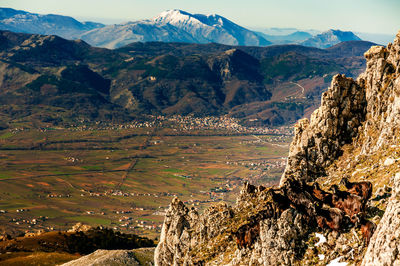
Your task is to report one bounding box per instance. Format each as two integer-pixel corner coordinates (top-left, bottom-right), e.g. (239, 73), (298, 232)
(154, 197), (199, 266)
(281, 74), (366, 184)
(280, 31), (400, 186)
(154, 196), (237, 265)
(155, 185), (312, 266)
(155, 30), (400, 265)
(235, 208), (311, 265)
(361, 173), (400, 266)
(62, 249), (143, 266)
(359, 32), (400, 154)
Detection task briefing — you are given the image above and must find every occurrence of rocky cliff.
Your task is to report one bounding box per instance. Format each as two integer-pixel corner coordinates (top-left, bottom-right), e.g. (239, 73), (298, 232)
(362, 173), (400, 265)
(155, 30), (400, 265)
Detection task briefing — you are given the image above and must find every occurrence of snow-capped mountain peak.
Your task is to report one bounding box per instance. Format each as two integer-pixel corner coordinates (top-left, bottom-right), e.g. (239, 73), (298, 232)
(0, 7), (369, 50)
(153, 9), (200, 26)
(0, 7), (271, 49)
(147, 9), (270, 47)
(153, 10), (231, 30)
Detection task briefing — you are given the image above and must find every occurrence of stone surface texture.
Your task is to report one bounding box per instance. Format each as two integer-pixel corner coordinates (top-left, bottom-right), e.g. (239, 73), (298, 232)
(362, 173), (400, 266)
(62, 249), (140, 266)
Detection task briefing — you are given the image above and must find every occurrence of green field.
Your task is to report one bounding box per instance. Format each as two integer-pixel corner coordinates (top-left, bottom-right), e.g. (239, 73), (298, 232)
(0, 127), (291, 239)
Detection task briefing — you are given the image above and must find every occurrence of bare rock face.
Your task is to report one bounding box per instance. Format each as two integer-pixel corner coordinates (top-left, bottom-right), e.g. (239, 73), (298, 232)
(359, 31), (400, 154)
(229, 184), (312, 266)
(154, 196), (235, 265)
(281, 73), (366, 185)
(155, 184), (312, 265)
(362, 173), (400, 265)
(62, 248), (155, 266)
(62, 249), (140, 266)
(154, 197), (198, 266)
(282, 30), (400, 265)
(282, 30), (400, 185)
(244, 209), (310, 266)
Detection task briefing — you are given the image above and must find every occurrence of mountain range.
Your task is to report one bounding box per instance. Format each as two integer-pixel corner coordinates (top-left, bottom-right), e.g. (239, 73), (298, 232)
(0, 30), (375, 127)
(0, 7), (365, 49)
(301, 29), (361, 48)
(0, 7), (104, 38)
(256, 31), (313, 45)
(79, 9), (271, 49)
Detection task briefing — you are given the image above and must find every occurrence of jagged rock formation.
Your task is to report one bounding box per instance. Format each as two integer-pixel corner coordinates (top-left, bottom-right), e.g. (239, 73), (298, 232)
(232, 208), (311, 265)
(281, 74), (366, 184)
(281, 30), (400, 185)
(155, 31), (400, 265)
(362, 173), (400, 265)
(155, 186), (312, 265)
(154, 197), (198, 265)
(360, 30), (400, 266)
(359, 39), (400, 154)
(284, 30), (400, 264)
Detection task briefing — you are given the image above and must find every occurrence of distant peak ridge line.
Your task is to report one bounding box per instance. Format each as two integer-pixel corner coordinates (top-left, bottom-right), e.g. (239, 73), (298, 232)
(0, 7), (366, 49)
(75, 8), (272, 48)
(301, 29), (361, 49)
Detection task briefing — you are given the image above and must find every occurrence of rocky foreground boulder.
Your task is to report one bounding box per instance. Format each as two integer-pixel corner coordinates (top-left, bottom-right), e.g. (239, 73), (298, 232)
(155, 30), (400, 265)
(62, 248), (155, 266)
(362, 173), (400, 265)
(62, 249), (141, 266)
(154, 189), (312, 265)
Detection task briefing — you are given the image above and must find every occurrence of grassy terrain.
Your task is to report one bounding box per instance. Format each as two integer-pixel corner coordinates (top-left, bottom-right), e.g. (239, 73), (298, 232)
(0, 252), (80, 266)
(0, 127), (291, 239)
(0, 228), (155, 265)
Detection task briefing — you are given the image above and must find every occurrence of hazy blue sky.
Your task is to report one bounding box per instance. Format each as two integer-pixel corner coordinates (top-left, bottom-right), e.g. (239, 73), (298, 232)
(1, 0), (399, 35)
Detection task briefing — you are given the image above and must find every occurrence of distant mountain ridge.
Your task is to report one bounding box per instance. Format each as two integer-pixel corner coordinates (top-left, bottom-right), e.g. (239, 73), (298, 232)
(255, 27), (321, 36)
(0, 30), (375, 127)
(0, 7), (366, 50)
(0, 7), (104, 38)
(80, 9), (271, 48)
(301, 29), (361, 48)
(256, 31), (313, 44)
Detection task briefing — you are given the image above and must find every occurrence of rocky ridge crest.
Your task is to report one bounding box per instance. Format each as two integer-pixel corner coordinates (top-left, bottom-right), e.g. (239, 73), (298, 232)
(154, 31), (400, 265)
(154, 185), (312, 265)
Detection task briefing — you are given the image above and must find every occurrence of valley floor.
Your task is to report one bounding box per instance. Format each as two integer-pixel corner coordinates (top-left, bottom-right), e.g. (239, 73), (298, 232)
(0, 122), (292, 240)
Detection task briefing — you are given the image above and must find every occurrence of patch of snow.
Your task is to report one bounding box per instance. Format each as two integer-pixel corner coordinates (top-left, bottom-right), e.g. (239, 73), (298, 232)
(384, 157), (398, 166)
(80, 9), (268, 48)
(327, 256), (347, 266)
(315, 233), (327, 246)
(154, 9), (203, 28)
(318, 254), (325, 260)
